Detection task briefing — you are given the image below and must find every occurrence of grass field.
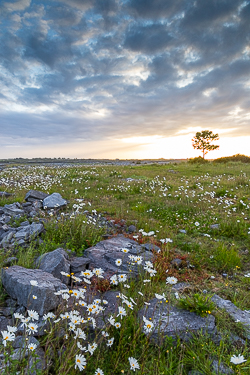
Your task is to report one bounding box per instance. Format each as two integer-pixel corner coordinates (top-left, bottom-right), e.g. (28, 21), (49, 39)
(0, 160), (250, 374)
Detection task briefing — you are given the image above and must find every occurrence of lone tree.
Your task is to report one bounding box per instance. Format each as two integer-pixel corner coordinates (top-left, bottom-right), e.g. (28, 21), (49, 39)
(192, 130), (219, 159)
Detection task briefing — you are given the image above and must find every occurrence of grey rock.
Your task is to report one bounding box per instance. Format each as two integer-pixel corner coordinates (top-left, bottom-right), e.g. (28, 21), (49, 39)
(141, 243), (161, 252)
(70, 257), (91, 274)
(0, 228), (5, 240)
(84, 235), (153, 278)
(127, 225), (137, 233)
(36, 248), (70, 284)
(29, 222), (44, 238)
(0, 316), (11, 331)
(172, 282), (191, 292)
(11, 347), (28, 361)
(27, 347), (46, 375)
(29, 210), (38, 218)
(211, 359), (233, 374)
(20, 220), (30, 226)
(3, 203), (25, 217)
(43, 193), (67, 209)
(210, 224), (219, 230)
(0, 307), (15, 317)
(32, 201), (43, 210)
(138, 298), (216, 344)
(22, 202), (32, 207)
(171, 258), (182, 267)
(211, 294), (250, 336)
(0, 192), (12, 197)
(25, 190), (49, 202)
(13, 336), (40, 349)
(1, 266), (67, 316)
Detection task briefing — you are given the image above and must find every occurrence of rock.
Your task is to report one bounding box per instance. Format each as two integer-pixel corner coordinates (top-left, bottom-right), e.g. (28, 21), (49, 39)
(127, 225), (137, 233)
(172, 282), (191, 292)
(0, 306), (15, 317)
(171, 258), (182, 267)
(70, 257), (91, 274)
(27, 347), (46, 375)
(32, 201), (43, 210)
(20, 221), (30, 227)
(0, 316), (12, 331)
(3, 203), (25, 217)
(210, 224), (219, 230)
(141, 243), (161, 252)
(25, 190), (49, 203)
(36, 248), (70, 284)
(179, 229), (187, 234)
(43, 193), (67, 209)
(1, 266), (67, 316)
(211, 359), (233, 374)
(13, 336), (40, 350)
(211, 294), (250, 336)
(84, 235), (154, 278)
(0, 192), (12, 197)
(138, 298), (217, 345)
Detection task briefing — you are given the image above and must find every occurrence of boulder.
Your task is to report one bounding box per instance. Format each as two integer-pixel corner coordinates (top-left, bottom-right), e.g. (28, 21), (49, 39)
(70, 257), (91, 274)
(1, 266), (67, 316)
(3, 203), (25, 217)
(25, 190), (49, 203)
(138, 298), (217, 344)
(36, 248), (70, 284)
(43, 193), (67, 209)
(84, 235), (154, 278)
(211, 294), (250, 336)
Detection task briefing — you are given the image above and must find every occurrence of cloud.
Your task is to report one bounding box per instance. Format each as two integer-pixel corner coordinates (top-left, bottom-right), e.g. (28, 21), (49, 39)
(0, 0), (249, 158)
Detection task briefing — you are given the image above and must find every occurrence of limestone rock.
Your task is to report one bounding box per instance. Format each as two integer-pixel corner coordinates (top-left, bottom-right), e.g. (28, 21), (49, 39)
(25, 190), (49, 203)
(43, 193), (67, 209)
(70, 257), (91, 274)
(36, 248), (70, 284)
(211, 294), (250, 336)
(1, 266), (67, 316)
(84, 235), (154, 278)
(3, 203), (24, 217)
(138, 298), (216, 344)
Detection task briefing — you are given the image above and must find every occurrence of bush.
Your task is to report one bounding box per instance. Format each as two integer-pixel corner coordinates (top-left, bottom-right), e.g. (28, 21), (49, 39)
(188, 157), (209, 164)
(213, 154), (250, 163)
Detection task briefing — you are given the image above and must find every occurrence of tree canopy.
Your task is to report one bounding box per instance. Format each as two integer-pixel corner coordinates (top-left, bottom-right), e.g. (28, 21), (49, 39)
(192, 130), (219, 159)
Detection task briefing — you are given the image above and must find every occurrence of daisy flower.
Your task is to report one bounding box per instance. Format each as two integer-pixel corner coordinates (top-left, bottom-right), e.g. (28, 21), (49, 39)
(27, 310), (39, 321)
(1, 330), (15, 346)
(30, 280), (38, 286)
(28, 343), (37, 351)
(115, 259), (122, 266)
(107, 337), (114, 347)
(166, 276), (178, 285)
(128, 357), (140, 371)
(230, 354), (247, 364)
(95, 369), (104, 375)
(117, 307), (127, 319)
(121, 248), (130, 253)
(88, 342), (98, 355)
(75, 354), (86, 371)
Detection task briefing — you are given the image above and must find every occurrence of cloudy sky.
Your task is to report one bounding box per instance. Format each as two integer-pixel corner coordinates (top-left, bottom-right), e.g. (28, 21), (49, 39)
(1, 0), (250, 159)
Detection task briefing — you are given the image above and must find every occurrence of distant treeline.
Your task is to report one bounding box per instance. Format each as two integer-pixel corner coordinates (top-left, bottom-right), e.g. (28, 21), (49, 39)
(189, 154), (250, 164)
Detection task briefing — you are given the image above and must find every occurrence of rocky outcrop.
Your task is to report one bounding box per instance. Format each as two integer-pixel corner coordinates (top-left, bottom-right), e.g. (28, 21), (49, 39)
(138, 298), (217, 344)
(1, 266), (67, 316)
(84, 234), (154, 278)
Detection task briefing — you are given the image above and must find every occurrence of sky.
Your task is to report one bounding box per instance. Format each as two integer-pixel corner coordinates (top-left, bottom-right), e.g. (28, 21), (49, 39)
(0, 0), (250, 159)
